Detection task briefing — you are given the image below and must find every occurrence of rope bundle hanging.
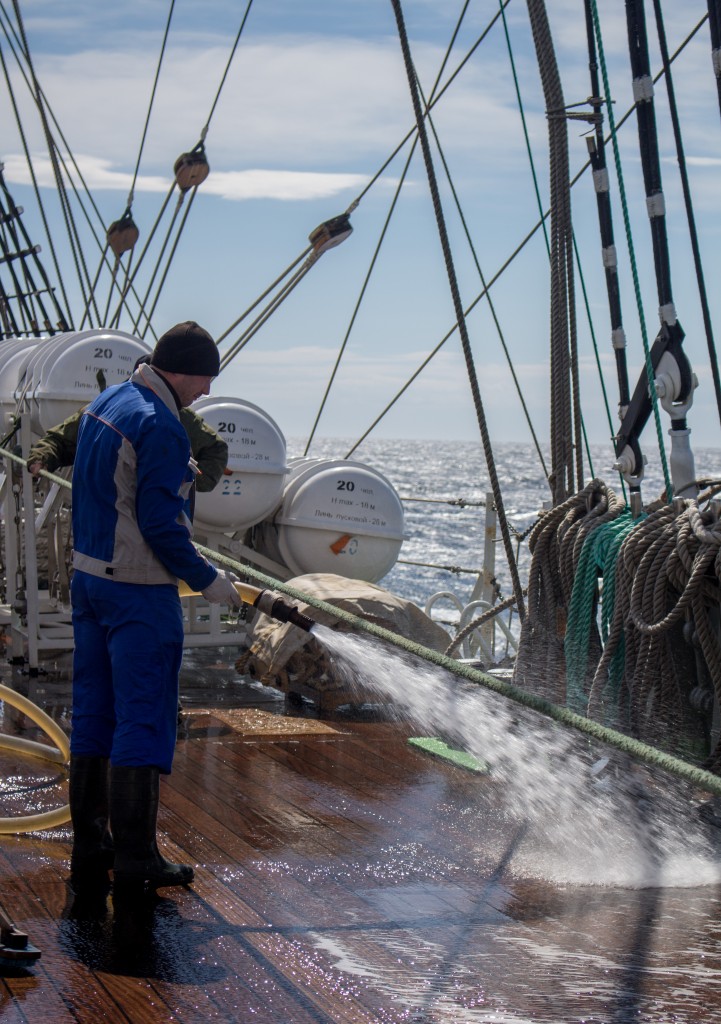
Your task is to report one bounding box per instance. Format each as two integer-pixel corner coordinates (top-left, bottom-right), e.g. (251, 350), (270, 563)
(515, 470), (721, 772)
(513, 479), (626, 702)
(587, 497), (721, 765)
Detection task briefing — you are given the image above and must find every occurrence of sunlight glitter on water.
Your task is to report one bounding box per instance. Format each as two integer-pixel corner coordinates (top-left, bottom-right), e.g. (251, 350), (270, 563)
(310, 623), (721, 889)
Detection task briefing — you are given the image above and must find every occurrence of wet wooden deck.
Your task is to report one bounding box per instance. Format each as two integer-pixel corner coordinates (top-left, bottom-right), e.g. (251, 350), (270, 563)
(2, 648), (721, 1023)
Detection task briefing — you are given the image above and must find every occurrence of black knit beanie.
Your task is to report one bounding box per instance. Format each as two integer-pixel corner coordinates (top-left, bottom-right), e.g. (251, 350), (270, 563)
(150, 321), (220, 376)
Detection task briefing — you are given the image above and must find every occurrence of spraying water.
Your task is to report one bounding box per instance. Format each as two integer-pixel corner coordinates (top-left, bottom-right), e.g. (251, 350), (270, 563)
(310, 623), (721, 888)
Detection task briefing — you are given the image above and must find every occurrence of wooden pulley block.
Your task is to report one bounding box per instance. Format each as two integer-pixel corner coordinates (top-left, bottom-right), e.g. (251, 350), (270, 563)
(174, 151), (210, 191)
(107, 214), (139, 256)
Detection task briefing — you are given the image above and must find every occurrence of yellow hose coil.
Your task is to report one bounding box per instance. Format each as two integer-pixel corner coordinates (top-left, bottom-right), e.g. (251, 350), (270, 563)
(0, 682), (71, 833)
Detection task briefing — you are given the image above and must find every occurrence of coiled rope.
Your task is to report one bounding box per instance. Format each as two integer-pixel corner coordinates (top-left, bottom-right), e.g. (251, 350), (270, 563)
(587, 498), (721, 766)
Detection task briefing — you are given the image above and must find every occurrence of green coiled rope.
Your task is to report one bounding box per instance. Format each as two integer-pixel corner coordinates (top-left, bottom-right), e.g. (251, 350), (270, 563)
(564, 508), (644, 712)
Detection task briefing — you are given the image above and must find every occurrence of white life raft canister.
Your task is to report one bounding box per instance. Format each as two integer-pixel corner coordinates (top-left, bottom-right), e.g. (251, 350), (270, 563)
(192, 396), (288, 532)
(21, 329), (151, 434)
(253, 457), (405, 583)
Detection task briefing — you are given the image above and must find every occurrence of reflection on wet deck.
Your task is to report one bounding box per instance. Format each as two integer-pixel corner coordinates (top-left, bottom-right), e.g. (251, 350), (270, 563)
(1, 647), (721, 1022)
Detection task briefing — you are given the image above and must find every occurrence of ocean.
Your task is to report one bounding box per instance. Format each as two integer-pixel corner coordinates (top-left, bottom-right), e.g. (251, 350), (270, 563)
(289, 437), (721, 621)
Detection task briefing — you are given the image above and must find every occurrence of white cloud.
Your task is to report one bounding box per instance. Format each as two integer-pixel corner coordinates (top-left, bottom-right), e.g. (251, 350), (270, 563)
(202, 169), (370, 202)
(2, 152), (371, 202)
(5, 31), (538, 183)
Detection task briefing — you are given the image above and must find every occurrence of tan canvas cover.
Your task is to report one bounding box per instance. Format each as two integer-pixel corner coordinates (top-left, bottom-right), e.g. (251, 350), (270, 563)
(235, 572), (452, 707)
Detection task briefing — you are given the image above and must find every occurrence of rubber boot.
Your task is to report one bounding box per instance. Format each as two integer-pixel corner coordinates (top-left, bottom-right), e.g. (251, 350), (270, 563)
(69, 754), (114, 897)
(110, 765), (194, 889)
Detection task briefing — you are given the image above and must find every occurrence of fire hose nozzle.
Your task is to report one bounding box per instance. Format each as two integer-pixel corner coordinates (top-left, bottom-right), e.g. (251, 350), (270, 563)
(178, 579), (315, 632)
(252, 589), (315, 632)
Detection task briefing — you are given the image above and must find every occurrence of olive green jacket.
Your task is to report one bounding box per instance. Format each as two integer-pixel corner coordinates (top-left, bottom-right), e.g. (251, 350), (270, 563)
(27, 406), (228, 492)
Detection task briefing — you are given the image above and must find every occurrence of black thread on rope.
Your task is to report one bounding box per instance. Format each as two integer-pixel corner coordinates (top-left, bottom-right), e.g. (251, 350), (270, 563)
(389, 0), (525, 622)
(653, 0), (721, 432)
(626, 0), (673, 310)
(583, 0), (630, 415)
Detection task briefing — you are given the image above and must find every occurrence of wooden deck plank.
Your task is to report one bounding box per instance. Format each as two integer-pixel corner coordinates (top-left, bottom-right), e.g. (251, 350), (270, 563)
(165, 721), (514, 1018)
(163, 725), (499, 1022)
(159, 732), (427, 1023)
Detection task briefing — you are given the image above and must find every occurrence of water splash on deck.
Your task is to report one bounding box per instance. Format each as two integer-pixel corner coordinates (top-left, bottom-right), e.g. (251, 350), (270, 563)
(310, 624), (721, 888)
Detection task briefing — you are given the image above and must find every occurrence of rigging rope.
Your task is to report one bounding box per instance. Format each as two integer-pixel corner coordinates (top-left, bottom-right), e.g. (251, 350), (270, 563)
(84, 0), (176, 333)
(132, 193), (188, 337)
(108, 185), (176, 330)
(111, 1), (255, 336)
(139, 187), (200, 340)
(306, 0), (544, 473)
(0, 20), (73, 328)
(652, 0), (721, 432)
(217, 254), (318, 371)
(709, 0), (721, 114)
(390, 0), (526, 621)
(129, 0), (175, 210)
(582, 0), (631, 428)
(303, 2), (475, 453)
(589, 0), (672, 498)
(0, 182), (43, 335)
(1, 2), (155, 337)
(10, 1), (98, 328)
(347, 10), (707, 466)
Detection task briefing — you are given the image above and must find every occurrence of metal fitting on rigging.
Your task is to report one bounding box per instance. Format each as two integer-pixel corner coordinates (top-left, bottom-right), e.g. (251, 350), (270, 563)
(308, 213), (353, 255)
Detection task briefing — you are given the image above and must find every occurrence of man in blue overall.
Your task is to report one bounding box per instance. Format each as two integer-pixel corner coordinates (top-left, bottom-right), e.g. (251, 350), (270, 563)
(68, 321), (241, 896)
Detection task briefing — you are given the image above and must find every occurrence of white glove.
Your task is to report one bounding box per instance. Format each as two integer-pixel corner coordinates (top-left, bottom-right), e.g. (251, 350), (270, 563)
(201, 570), (242, 607)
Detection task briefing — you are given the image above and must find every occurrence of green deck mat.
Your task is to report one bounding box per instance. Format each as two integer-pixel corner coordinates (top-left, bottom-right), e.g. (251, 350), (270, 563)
(408, 737), (488, 773)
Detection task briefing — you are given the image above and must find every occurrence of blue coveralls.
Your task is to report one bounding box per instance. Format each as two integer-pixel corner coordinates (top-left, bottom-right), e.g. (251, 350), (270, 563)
(69, 365), (217, 773)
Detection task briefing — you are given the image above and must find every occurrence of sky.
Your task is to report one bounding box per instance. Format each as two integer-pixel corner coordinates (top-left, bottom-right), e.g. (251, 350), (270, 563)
(2, 0), (721, 469)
